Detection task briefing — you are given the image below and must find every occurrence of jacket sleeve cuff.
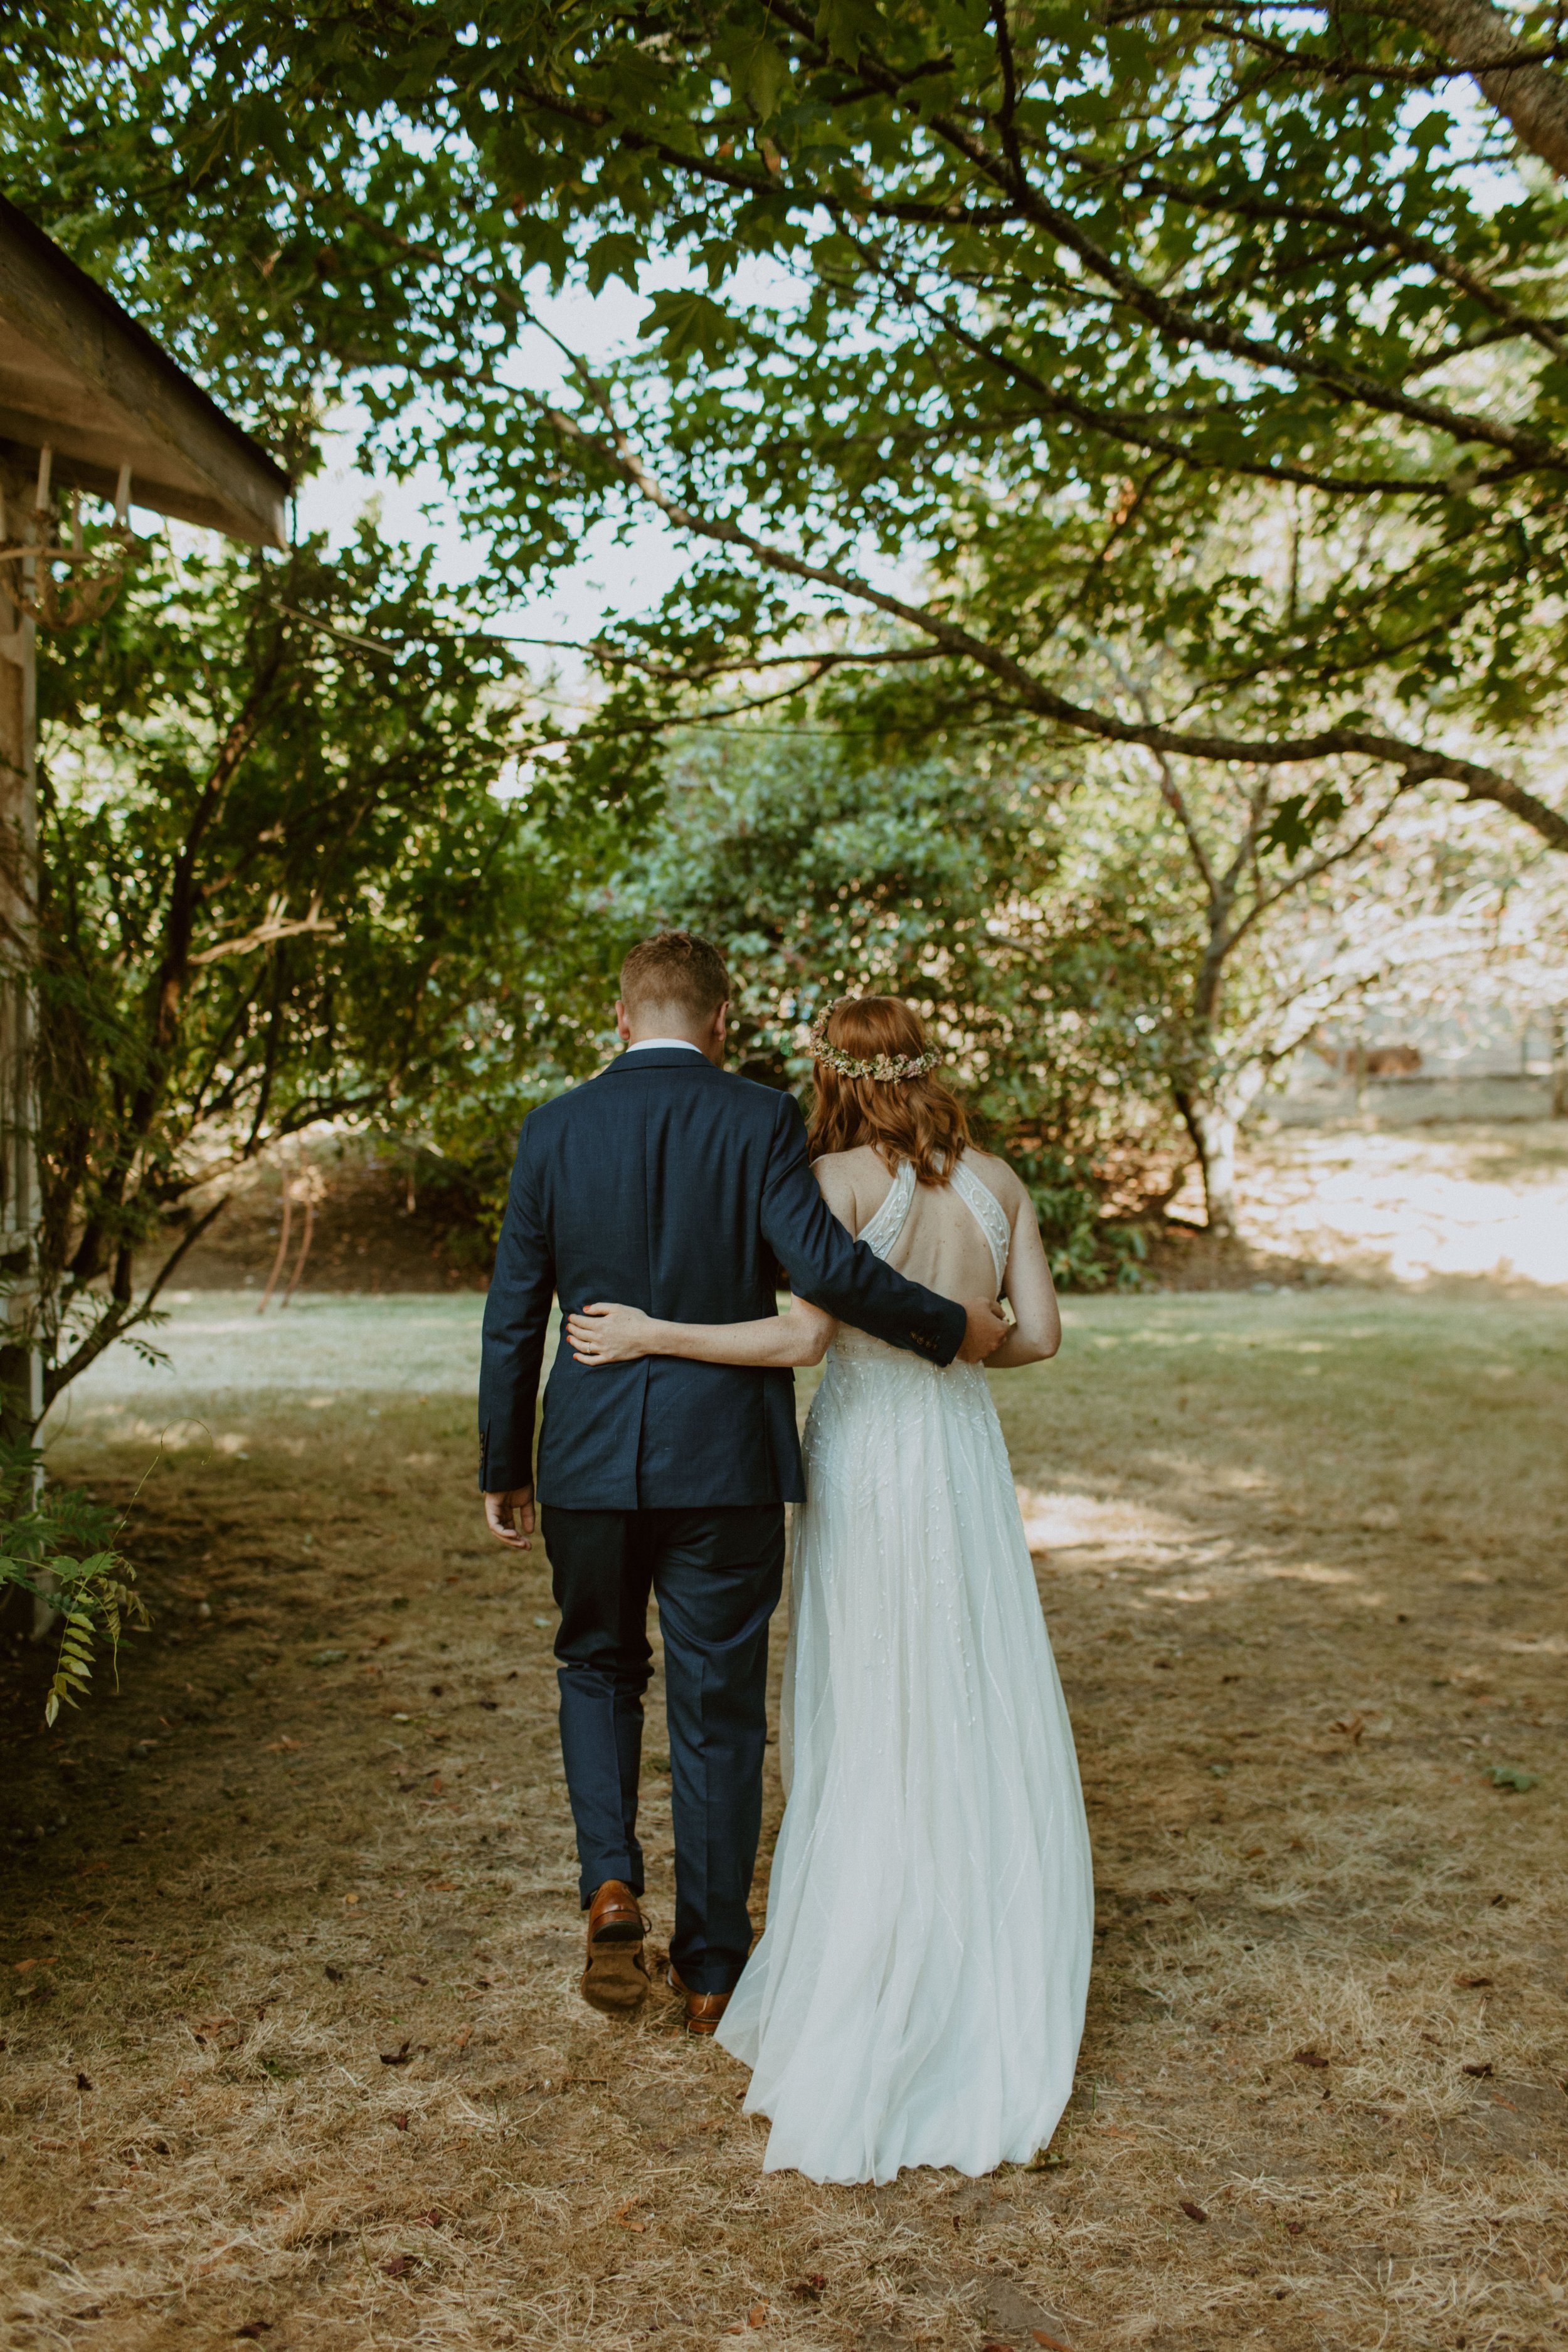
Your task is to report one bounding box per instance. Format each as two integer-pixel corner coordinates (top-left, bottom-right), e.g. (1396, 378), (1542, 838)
(932, 1296), (967, 1365)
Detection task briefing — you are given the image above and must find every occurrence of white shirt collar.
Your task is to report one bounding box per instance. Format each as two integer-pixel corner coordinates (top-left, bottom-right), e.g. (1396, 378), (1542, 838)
(623, 1037), (704, 1054)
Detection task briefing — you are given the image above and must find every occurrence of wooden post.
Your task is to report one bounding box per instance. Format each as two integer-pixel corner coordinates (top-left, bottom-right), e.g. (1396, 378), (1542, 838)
(0, 455), (41, 1445)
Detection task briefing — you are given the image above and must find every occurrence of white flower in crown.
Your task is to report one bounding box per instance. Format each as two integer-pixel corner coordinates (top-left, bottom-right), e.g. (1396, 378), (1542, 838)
(804, 999), (940, 1081)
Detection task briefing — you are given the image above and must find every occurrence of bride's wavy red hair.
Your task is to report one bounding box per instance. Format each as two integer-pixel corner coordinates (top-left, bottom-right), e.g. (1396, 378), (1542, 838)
(807, 997), (970, 1187)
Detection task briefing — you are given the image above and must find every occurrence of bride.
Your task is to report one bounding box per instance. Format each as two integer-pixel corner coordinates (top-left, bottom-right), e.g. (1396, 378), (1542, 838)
(565, 995), (1093, 2185)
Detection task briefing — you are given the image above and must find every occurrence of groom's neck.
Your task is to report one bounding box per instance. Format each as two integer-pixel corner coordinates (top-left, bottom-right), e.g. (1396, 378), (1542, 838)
(617, 999), (728, 1065)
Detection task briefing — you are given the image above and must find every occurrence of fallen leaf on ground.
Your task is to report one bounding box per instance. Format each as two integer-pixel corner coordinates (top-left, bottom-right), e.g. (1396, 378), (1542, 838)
(790, 2275), (826, 2301)
(379, 2042), (412, 2066)
(1463, 2061), (1494, 2079)
(1490, 1764), (1539, 1791)
(748, 2305), (768, 2327)
(234, 2326), (272, 2341)
(75, 2072), (92, 2090)
(1032, 2334), (1079, 2352)
(1180, 2198), (1209, 2222)
(1330, 1713), (1365, 1741)
(323, 1965), (342, 1983)
(392, 2112), (409, 2131)
(1293, 2047), (1330, 2068)
(1454, 1973), (1493, 1988)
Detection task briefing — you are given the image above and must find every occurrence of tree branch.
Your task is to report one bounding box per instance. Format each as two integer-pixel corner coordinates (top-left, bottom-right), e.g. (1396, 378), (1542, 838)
(1378, 0), (1568, 176)
(531, 385), (1568, 851)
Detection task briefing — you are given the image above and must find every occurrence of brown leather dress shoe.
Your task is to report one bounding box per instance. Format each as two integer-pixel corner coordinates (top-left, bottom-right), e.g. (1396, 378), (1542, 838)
(669, 1966), (730, 2036)
(580, 1880), (650, 2015)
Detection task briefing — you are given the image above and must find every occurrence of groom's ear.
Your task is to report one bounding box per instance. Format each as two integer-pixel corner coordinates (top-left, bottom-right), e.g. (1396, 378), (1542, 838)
(614, 999), (632, 1042)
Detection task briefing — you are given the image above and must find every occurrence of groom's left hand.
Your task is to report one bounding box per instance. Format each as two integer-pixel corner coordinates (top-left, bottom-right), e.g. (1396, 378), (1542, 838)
(484, 1486), (536, 1550)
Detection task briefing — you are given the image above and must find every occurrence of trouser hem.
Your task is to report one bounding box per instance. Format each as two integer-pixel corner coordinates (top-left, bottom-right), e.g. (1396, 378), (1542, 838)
(578, 1868), (645, 1908)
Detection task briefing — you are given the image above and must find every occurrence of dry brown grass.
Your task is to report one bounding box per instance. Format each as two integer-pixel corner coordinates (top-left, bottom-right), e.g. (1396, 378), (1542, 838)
(3, 1288), (1566, 2351)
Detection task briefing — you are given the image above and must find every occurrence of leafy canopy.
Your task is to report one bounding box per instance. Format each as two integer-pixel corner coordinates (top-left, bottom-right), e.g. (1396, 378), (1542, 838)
(11, 3), (1568, 846)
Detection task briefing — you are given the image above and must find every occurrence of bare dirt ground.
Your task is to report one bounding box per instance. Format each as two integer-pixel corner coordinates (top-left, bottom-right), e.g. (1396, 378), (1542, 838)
(3, 1288), (1565, 2351)
(150, 1150), (490, 1297)
(1150, 1119), (1568, 1293)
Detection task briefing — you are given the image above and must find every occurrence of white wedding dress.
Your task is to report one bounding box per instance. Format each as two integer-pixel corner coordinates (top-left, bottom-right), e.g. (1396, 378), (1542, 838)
(717, 1155), (1094, 2183)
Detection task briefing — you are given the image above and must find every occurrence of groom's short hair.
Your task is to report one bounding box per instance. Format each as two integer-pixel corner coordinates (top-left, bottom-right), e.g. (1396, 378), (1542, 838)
(620, 930), (730, 1022)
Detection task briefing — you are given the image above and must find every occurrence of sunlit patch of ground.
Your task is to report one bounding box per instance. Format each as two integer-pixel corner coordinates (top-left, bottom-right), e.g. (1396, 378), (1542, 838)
(2, 1290), (1565, 2350)
(1232, 1120), (1568, 1288)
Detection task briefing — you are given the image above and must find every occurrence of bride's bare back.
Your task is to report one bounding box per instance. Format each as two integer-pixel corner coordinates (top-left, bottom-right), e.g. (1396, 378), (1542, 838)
(810, 1143), (1059, 1365)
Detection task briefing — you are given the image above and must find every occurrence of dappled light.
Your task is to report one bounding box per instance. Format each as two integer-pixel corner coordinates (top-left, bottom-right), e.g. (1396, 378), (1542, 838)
(2, 1271), (1561, 2348)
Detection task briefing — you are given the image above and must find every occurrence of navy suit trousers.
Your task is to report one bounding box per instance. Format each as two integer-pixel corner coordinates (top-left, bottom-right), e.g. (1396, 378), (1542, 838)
(543, 1502), (786, 1994)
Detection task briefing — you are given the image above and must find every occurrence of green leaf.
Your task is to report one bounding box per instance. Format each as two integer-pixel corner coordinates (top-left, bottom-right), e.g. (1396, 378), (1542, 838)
(815, 0), (886, 68)
(711, 29), (792, 121)
(743, 38), (790, 123)
(636, 289), (738, 366)
(1260, 789), (1345, 861)
(585, 233), (644, 297)
(1490, 1764), (1539, 1791)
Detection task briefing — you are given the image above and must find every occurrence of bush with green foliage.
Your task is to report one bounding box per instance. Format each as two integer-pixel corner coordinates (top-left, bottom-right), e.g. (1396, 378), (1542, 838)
(0, 1439), (145, 1725)
(33, 524), (584, 1421)
(600, 734), (1181, 1285)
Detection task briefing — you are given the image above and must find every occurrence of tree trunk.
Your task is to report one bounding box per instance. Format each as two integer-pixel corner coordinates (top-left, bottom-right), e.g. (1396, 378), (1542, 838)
(1179, 1094), (1242, 1241)
(1551, 1007), (1568, 1118)
(1381, 0), (1568, 178)
(0, 462), (43, 1455)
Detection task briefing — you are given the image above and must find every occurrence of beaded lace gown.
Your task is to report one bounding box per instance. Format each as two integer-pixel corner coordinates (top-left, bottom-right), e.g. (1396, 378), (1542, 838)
(716, 1154), (1093, 2185)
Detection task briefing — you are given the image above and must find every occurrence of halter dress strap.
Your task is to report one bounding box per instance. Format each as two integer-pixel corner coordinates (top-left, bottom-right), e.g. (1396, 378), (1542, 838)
(857, 1158), (917, 1261)
(950, 1155), (1011, 1290)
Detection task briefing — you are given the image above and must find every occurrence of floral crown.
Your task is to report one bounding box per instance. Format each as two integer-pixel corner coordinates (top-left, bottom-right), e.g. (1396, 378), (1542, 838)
(805, 998), (940, 1082)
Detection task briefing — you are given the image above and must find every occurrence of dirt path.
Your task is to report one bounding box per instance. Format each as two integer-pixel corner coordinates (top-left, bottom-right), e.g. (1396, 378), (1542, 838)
(4, 1291), (1565, 2351)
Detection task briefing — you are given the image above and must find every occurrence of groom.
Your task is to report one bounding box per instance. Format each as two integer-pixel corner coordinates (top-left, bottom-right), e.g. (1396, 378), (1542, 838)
(479, 932), (1005, 2032)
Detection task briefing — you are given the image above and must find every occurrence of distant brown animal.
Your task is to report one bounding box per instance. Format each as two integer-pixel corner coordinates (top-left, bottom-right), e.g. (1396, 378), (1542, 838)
(1311, 1042), (1422, 1078)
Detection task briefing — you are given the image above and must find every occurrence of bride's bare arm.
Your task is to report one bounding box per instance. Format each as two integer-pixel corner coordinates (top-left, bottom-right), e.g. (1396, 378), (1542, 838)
(566, 1155), (857, 1371)
(983, 1174), (1062, 1367)
(566, 1295), (837, 1369)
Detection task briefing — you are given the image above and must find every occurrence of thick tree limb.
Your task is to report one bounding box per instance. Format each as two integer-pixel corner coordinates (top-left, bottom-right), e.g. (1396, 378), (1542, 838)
(1380, 0), (1568, 175)
(538, 392), (1568, 852)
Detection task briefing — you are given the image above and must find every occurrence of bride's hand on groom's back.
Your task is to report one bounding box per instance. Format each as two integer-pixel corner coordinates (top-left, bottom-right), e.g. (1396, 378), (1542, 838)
(566, 1302), (655, 1364)
(957, 1297), (1009, 1363)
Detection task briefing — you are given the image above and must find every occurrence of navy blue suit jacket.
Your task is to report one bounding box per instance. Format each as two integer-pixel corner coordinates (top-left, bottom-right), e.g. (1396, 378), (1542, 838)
(478, 1047), (967, 1508)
